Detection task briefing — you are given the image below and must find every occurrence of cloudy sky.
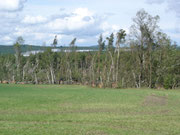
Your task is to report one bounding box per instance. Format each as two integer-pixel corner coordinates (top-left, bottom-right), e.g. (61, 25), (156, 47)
(0, 0), (180, 46)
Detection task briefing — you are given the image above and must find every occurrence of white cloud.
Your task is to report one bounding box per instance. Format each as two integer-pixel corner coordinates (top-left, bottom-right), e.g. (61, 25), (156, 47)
(146, 0), (165, 4)
(2, 36), (12, 41)
(0, 0), (27, 12)
(0, 7), (117, 45)
(0, 0), (27, 45)
(167, 0), (180, 18)
(27, 8), (114, 41)
(22, 15), (47, 24)
(0, 0), (179, 46)
(145, 0), (180, 44)
(46, 8), (96, 32)
(146, 0), (180, 18)
(77, 39), (86, 43)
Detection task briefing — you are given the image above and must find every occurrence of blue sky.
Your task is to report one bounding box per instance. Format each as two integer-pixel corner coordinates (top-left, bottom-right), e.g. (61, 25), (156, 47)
(0, 0), (180, 46)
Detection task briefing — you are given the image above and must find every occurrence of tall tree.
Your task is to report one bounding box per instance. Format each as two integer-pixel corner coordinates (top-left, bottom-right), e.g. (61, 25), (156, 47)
(97, 34), (105, 86)
(98, 34), (105, 53)
(106, 33), (114, 53)
(115, 29), (126, 85)
(13, 36), (24, 81)
(130, 9), (160, 88)
(106, 33), (115, 86)
(52, 35), (58, 48)
(70, 38), (77, 52)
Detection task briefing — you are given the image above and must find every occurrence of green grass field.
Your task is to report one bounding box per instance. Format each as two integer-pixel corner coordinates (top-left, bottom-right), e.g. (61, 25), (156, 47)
(0, 84), (180, 135)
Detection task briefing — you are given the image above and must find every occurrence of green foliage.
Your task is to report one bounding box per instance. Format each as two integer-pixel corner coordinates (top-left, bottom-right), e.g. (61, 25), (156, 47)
(98, 34), (105, 53)
(0, 40), (179, 88)
(0, 45), (45, 54)
(0, 10), (179, 89)
(163, 74), (174, 89)
(52, 35), (58, 47)
(106, 33), (114, 53)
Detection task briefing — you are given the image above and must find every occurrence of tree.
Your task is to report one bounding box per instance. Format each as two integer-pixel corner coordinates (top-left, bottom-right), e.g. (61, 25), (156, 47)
(70, 38), (77, 52)
(65, 38), (77, 84)
(0, 9), (179, 89)
(13, 36), (25, 81)
(130, 9), (160, 88)
(16, 36), (25, 45)
(106, 33), (115, 86)
(52, 35), (58, 47)
(115, 29), (126, 53)
(98, 34), (105, 53)
(97, 34), (105, 86)
(115, 29), (126, 85)
(106, 33), (114, 53)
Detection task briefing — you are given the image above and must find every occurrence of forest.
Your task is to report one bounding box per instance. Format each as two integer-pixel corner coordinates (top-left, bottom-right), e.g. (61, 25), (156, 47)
(0, 9), (180, 89)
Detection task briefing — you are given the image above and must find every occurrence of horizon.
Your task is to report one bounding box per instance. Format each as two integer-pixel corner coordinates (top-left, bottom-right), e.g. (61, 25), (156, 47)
(0, 0), (180, 46)
(0, 44), (99, 47)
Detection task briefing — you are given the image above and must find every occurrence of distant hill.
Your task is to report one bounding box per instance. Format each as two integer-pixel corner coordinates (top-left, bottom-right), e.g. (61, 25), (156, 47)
(0, 45), (46, 54)
(1, 44), (179, 55)
(0, 45), (99, 55)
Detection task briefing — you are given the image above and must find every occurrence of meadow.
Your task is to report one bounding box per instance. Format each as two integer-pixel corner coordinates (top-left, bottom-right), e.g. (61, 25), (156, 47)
(0, 84), (180, 135)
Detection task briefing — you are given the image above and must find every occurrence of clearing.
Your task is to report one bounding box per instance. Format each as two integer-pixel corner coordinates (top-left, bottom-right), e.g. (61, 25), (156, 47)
(0, 84), (180, 135)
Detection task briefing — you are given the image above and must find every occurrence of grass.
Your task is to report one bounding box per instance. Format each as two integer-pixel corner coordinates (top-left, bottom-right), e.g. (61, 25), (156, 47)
(0, 84), (180, 135)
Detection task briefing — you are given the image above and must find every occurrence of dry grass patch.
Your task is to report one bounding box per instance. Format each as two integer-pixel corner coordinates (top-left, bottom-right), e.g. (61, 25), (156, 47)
(143, 94), (168, 106)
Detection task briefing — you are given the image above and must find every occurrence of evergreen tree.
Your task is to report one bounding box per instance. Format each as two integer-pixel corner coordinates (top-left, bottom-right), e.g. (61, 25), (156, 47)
(106, 33), (114, 53)
(52, 35), (58, 48)
(98, 34), (105, 53)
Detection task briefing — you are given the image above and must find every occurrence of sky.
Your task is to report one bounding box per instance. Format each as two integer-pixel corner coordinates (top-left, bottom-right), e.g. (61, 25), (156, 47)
(0, 0), (180, 46)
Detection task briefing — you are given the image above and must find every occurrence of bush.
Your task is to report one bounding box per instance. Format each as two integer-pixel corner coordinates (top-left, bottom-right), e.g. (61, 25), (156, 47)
(163, 74), (174, 89)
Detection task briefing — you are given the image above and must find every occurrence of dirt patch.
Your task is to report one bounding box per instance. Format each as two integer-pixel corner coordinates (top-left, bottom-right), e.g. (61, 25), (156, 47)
(143, 94), (168, 106)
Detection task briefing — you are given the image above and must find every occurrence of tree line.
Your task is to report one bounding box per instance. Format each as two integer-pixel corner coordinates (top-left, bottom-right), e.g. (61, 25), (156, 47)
(0, 9), (180, 89)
